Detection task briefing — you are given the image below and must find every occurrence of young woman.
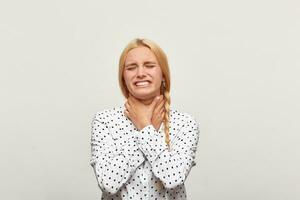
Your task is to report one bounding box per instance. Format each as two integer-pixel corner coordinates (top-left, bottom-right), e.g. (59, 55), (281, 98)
(90, 38), (200, 200)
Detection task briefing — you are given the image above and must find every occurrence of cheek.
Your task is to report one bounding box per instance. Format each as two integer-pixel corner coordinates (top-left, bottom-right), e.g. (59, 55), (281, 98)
(153, 67), (163, 77)
(151, 78), (163, 89)
(151, 70), (163, 84)
(123, 73), (133, 85)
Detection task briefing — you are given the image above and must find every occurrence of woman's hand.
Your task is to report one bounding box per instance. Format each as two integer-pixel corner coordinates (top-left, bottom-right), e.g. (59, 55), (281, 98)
(124, 93), (163, 131)
(151, 96), (165, 131)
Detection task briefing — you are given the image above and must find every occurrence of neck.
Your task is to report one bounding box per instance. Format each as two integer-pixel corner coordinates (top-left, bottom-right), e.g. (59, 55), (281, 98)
(140, 98), (154, 105)
(136, 92), (162, 105)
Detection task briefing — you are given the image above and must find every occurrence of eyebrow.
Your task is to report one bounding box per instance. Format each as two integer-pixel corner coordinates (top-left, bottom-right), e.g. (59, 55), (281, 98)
(125, 61), (157, 68)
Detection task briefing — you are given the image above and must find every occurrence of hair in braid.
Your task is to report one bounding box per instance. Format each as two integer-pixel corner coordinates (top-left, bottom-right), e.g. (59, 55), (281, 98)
(118, 38), (171, 151)
(161, 80), (171, 151)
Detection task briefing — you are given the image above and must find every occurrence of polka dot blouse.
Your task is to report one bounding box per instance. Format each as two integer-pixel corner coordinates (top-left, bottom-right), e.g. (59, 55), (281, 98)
(90, 105), (200, 200)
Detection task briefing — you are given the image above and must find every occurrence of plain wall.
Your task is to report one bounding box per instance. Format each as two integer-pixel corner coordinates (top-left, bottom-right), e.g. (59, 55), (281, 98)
(0, 0), (299, 199)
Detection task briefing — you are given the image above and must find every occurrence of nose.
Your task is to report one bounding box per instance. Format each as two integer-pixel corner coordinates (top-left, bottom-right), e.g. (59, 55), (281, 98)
(136, 66), (146, 77)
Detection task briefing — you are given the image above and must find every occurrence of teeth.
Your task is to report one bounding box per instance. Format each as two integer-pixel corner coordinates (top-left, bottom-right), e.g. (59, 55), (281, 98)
(136, 81), (150, 86)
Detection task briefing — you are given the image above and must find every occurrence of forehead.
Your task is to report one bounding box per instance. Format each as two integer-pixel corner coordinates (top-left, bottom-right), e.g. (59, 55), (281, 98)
(125, 46), (158, 63)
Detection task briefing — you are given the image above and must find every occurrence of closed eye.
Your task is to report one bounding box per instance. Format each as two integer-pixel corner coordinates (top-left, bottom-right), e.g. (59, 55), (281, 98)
(126, 66), (136, 70)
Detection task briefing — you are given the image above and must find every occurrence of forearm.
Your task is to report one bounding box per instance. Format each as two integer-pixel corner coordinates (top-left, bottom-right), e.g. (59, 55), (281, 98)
(135, 119), (199, 189)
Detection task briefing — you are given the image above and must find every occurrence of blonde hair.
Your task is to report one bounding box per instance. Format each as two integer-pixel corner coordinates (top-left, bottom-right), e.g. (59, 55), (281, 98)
(118, 38), (171, 151)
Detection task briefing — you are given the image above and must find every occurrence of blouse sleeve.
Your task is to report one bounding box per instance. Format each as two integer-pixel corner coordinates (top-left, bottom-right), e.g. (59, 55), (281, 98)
(90, 112), (145, 195)
(135, 115), (200, 189)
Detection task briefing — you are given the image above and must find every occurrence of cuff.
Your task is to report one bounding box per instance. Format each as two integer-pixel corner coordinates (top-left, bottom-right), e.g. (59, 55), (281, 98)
(135, 124), (168, 166)
(118, 138), (145, 168)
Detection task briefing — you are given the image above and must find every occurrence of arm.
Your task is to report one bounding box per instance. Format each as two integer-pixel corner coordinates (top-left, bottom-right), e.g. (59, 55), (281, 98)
(135, 115), (200, 189)
(89, 112), (145, 195)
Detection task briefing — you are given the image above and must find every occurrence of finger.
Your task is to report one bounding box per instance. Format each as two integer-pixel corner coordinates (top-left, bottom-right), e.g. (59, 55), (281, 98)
(158, 95), (165, 103)
(159, 111), (165, 120)
(157, 99), (165, 111)
(152, 106), (158, 116)
(124, 109), (130, 118)
(154, 98), (165, 112)
(125, 98), (130, 105)
(125, 101), (130, 110)
(160, 111), (165, 122)
(157, 95), (164, 105)
(153, 99), (164, 115)
(153, 109), (164, 122)
(159, 106), (164, 114)
(152, 95), (162, 107)
(159, 98), (165, 106)
(153, 98), (161, 111)
(159, 112), (163, 118)
(125, 98), (129, 105)
(159, 113), (164, 122)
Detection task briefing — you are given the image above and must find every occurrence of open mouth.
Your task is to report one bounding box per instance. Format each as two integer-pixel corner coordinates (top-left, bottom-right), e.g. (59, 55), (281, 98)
(134, 81), (151, 87)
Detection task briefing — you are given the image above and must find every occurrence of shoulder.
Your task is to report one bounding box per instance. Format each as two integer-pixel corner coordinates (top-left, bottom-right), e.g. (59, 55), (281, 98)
(170, 106), (199, 126)
(92, 105), (124, 123)
(170, 106), (200, 137)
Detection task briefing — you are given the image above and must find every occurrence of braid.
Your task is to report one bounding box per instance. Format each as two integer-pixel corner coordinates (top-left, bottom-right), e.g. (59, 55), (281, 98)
(156, 84), (171, 191)
(155, 82), (171, 191)
(161, 81), (171, 151)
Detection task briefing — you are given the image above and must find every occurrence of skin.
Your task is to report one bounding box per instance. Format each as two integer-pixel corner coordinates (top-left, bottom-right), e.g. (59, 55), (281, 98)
(123, 46), (166, 131)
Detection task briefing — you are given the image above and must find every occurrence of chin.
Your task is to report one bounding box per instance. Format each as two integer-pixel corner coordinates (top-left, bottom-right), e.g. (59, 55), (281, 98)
(134, 93), (152, 99)
(131, 91), (155, 99)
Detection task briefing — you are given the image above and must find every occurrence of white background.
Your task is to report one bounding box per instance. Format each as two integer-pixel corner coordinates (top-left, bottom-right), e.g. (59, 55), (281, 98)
(0, 0), (299, 199)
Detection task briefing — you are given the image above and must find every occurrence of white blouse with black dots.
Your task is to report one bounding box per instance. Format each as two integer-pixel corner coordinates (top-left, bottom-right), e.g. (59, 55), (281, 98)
(90, 105), (200, 200)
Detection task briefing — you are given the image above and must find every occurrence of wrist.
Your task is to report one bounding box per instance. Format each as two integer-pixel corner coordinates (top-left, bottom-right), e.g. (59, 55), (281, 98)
(139, 121), (152, 131)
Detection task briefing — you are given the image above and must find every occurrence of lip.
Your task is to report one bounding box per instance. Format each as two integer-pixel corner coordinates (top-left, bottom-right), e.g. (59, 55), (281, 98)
(133, 80), (151, 85)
